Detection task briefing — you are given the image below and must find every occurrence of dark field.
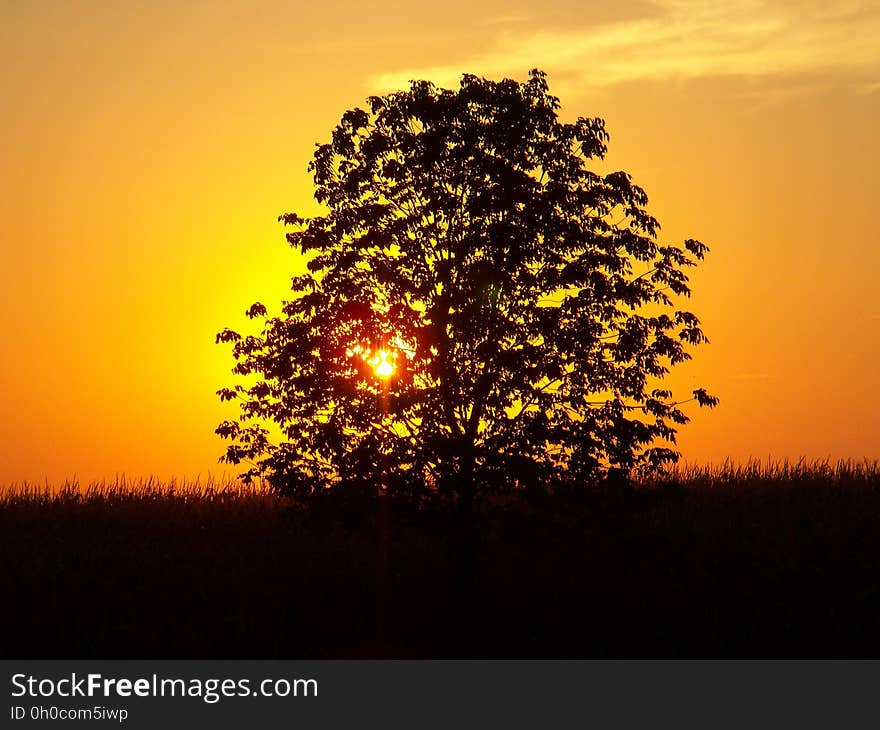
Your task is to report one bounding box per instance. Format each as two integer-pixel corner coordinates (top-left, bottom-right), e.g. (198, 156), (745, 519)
(3, 461), (880, 658)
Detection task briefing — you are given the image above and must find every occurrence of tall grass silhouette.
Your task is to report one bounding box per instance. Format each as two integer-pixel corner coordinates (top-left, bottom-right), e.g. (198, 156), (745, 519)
(3, 459), (880, 658)
(4, 458), (878, 501)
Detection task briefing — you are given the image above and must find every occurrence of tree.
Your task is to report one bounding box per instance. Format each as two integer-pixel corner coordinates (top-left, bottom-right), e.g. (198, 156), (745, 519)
(216, 69), (717, 510)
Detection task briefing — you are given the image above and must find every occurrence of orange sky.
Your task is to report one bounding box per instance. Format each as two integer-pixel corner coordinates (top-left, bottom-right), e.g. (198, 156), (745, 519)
(2, 0), (878, 485)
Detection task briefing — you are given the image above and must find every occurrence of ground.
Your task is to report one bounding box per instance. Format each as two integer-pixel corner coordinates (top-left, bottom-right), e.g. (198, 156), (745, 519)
(2, 464), (879, 658)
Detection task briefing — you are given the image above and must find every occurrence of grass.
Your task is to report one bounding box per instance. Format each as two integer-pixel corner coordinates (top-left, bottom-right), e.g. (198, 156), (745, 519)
(0, 474), (267, 501)
(2, 459), (880, 658)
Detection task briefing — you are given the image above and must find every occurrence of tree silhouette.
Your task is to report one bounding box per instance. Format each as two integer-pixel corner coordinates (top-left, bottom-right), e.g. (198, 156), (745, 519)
(216, 69), (717, 511)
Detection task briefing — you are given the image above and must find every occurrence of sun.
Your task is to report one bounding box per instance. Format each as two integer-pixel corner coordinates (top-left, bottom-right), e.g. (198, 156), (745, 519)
(346, 343), (399, 378)
(372, 350), (395, 378)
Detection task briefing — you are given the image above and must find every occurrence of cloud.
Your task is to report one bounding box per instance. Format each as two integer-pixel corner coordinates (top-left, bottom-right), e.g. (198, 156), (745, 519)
(369, 0), (880, 90)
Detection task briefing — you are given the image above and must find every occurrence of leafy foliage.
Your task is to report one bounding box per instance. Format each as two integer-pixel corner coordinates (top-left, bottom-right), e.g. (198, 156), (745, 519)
(216, 69), (716, 507)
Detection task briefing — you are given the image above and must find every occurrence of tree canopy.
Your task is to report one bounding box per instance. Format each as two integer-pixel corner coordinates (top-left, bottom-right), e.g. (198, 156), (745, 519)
(216, 69), (717, 509)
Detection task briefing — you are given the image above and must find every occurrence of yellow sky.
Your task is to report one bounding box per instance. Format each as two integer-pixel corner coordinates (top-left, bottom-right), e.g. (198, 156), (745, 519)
(2, 0), (878, 484)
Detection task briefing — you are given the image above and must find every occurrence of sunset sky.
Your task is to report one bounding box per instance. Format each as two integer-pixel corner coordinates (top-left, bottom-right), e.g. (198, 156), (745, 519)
(2, 0), (878, 485)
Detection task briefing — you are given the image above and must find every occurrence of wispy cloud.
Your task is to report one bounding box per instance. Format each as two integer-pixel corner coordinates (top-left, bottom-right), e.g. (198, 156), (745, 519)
(370, 0), (880, 90)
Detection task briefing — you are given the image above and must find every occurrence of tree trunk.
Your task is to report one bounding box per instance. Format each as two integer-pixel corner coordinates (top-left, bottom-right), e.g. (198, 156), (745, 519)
(452, 445), (476, 653)
(375, 490), (390, 652)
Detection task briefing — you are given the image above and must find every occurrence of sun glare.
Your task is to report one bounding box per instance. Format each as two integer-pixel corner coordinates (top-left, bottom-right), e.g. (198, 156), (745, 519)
(372, 350), (395, 378)
(347, 344), (397, 378)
